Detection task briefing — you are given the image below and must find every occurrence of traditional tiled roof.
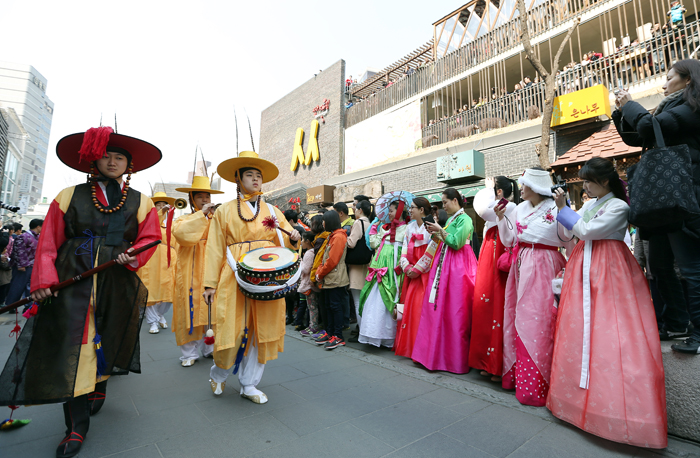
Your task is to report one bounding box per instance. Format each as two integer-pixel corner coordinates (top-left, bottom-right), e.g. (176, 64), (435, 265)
(551, 123), (642, 168)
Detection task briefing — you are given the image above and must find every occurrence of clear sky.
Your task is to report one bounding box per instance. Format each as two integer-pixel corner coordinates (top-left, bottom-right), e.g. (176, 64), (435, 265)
(3, 0), (459, 200)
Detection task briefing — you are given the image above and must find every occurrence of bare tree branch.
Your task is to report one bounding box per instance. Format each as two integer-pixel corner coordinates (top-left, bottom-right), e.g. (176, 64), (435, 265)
(517, 0), (549, 79)
(552, 17), (582, 73)
(517, 0), (580, 169)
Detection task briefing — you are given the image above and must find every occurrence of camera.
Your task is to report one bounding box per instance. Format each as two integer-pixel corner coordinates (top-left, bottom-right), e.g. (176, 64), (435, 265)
(551, 183), (568, 194)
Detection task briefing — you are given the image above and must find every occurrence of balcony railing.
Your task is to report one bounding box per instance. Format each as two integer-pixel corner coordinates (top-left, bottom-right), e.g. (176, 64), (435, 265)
(346, 0), (616, 129)
(420, 21), (700, 149)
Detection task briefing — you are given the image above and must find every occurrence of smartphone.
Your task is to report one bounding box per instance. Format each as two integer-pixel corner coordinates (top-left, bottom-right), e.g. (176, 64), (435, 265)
(496, 198), (509, 209)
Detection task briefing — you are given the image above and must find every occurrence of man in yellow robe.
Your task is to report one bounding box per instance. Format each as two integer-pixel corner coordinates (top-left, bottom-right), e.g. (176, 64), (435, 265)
(171, 176), (224, 366)
(138, 192), (178, 334)
(203, 151), (300, 404)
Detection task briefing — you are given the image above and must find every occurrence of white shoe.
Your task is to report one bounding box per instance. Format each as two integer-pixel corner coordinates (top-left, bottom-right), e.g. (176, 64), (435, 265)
(181, 359), (196, 367)
(158, 316), (168, 329)
(210, 379), (225, 396)
(149, 323), (159, 334)
(240, 387), (268, 404)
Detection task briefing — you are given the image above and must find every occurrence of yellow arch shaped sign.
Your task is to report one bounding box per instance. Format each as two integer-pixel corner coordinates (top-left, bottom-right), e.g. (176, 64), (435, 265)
(290, 120), (321, 171)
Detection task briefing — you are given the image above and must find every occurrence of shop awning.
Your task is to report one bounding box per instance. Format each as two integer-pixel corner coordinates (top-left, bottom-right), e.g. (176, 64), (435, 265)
(416, 184), (485, 203)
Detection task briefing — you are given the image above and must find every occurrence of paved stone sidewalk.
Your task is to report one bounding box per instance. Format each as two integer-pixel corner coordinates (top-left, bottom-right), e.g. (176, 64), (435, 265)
(1, 311), (699, 458)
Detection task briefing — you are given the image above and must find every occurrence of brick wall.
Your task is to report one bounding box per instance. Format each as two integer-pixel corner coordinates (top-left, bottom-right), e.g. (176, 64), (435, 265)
(335, 134), (545, 194)
(259, 60), (345, 192)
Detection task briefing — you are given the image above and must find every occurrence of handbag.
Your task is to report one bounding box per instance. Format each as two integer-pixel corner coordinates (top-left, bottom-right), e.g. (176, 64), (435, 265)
(627, 117), (700, 228)
(497, 247), (515, 272)
(346, 220), (374, 265)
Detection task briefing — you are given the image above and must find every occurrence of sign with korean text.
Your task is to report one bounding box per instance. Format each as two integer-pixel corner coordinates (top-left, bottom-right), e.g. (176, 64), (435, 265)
(551, 85), (612, 128)
(306, 185), (335, 205)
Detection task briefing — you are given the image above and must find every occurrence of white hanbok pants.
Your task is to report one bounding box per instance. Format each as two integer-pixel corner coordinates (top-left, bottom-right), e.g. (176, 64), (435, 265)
(145, 302), (171, 324)
(180, 338), (214, 361)
(209, 335), (265, 388)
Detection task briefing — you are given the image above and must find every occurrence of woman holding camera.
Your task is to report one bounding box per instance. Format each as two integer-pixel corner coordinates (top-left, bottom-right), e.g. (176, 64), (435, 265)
(495, 168), (575, 406)
(612, 59), (700, 354)
(547, 157), (667, 448)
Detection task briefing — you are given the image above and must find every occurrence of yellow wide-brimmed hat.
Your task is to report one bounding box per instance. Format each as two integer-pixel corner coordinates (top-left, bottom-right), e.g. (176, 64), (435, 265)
(217, 151), (279, 184)
(175, 175), (224, 194)
(151, 192), (176, 206)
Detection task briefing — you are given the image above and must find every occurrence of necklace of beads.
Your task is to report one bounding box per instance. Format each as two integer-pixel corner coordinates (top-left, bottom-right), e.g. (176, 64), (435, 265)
(237, 193), (261, 222)
(90, 163), (132, 213)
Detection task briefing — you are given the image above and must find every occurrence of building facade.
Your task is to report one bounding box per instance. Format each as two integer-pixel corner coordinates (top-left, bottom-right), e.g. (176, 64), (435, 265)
(0, 61), (54, 211)
(259, 60), (346, 211)
(260, 0), (698, 223)
(0, 107), (29, 223)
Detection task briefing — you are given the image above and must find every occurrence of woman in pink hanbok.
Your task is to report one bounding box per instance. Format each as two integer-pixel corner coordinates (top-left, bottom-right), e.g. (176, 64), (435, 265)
(547, 158), (667, 448)
(495, 168), (574, 407)
(411, 188), (477, 374)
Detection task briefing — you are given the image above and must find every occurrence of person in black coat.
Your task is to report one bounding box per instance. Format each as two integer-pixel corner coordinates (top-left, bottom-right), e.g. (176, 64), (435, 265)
(612, 59), (700, 354)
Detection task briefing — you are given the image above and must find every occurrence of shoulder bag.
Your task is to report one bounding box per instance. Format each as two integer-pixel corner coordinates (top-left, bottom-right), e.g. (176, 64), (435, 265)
(627, 116), (700, 229)
(345, 220), (374, 265)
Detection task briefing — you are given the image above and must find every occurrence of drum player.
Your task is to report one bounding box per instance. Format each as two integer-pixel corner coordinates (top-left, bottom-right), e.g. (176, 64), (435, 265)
(202, 150), (300, 404)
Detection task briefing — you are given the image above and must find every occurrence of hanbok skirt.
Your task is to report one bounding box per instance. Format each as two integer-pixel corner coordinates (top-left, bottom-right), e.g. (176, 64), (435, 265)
(468, 226), (509, 375)
(547, 240), (667, 448)
(359, 242), (402, 348)
(502, 244), (565, 406)
(394, 244), (429, 358)
(411, 243), (477, 374)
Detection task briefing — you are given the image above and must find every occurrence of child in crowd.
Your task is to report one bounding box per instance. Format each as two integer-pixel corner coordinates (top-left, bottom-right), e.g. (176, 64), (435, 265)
(495, 168), (575, 407)
(547, 157), (667, 448)
(298, 232), (321, 337)
(309, 215), (330, 340)
(315, 211), (349, 350)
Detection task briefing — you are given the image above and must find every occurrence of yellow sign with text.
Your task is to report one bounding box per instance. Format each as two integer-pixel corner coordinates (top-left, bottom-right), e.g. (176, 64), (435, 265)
(290, 120), (321, 171)
(550, 85), (612, 128)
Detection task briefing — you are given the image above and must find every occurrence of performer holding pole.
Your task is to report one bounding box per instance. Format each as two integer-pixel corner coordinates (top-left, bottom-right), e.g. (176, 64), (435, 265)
(202, 150), (300, 404)
(0, 126), (161, 458)
(171, 175), (224, 366)
(138, 191), (178, 334)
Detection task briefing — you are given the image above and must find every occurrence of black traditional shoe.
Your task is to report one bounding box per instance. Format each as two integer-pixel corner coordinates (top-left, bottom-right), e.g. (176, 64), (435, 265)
(659, 326), (692, 341)
(56, 395), (90, 458)
(88, 380), (108, 415)
(671, 336), (700, 354)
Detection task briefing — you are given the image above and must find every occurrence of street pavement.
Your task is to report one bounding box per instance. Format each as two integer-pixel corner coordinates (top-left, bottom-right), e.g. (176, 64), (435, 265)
(1, 310), (700, 458)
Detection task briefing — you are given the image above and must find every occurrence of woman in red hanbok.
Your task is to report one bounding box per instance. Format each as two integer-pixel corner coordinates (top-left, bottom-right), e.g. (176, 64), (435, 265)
(394, 197), (432, 358)
(548, 157), (667, 448)
(469, 177), (519, 381)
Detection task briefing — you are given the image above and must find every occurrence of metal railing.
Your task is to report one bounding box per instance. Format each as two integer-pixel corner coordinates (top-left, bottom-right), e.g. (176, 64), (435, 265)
(346, 0), (614, 129)
(420, 22), (700, 149)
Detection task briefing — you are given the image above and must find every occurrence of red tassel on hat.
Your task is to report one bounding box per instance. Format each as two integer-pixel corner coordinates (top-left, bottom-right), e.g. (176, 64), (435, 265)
(78, 126), (114, 164)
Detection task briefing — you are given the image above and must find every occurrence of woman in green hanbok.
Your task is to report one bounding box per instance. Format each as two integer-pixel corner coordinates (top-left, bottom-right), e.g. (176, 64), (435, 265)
(358, 200), (408, 348)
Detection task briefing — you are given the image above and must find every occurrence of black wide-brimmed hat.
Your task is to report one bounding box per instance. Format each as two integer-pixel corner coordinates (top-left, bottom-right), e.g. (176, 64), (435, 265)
(56, 126), (162, 173)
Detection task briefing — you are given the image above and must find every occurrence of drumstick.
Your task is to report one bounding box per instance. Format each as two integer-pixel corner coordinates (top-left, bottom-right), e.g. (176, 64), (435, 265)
(262, 216), (292, 236)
